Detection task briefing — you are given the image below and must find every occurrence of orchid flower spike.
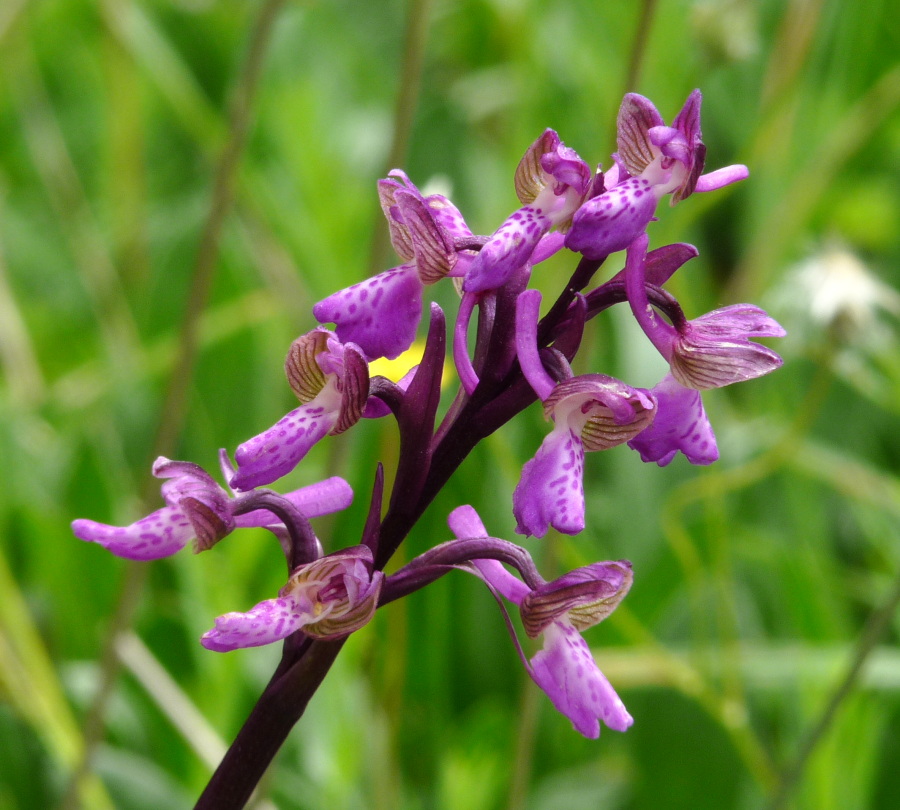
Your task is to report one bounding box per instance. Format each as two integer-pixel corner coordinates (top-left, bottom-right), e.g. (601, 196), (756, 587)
(622, 233), (785, 466)
(230, 329), (372, 491)
(448, 506), (634, 738)
(464, 129), (592, 293)
(314, 171), (474, 360)
(72, 457), (353, 561)
(201, 546), (383, 651)
(566, 89), (750, 260)
(513, 290), (656, 537)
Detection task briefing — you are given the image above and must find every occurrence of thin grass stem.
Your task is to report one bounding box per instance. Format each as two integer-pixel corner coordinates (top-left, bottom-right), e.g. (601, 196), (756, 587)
(367, 0), (435, 276)
(766, 566), (900, 809)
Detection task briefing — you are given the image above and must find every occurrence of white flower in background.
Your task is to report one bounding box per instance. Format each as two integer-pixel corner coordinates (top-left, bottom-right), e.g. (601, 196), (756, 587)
(799, 247), (900, 334)
(774, 243), (900, 409)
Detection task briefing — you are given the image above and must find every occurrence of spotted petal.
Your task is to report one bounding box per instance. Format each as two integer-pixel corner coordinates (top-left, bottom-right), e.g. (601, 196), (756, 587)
(627, 373), (718, 466)
(463, 205), (551, 293)
(72, 507), (195, 561)
(530, 622), (633, 738)
(230, 399), (339, 491)
(564, 177), (659, 260)
(313, 265), (424, 360)
(200, 596), (308, 652)
(513, 424), (586, 538)
(424, 194), (473, 242)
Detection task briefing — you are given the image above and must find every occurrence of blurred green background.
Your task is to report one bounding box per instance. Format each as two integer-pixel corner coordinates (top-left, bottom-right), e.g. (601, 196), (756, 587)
(2, 0), (900, 807)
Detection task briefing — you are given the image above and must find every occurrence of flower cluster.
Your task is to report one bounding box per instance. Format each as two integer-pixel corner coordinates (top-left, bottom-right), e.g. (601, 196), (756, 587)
(74, 90), (782, 741)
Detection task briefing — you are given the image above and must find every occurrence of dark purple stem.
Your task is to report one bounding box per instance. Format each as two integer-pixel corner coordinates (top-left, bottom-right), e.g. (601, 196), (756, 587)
(194, 639), (345, 810)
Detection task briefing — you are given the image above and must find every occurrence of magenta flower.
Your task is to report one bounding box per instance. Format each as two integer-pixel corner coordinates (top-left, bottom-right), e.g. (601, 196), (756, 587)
(513, 290), (656, 537)
(72, 456), (353, 561)
(449, 506), (633, 738)
(622, 233), (785, 465)
(566, 90), (749, 260)
(313, 171), (474, 360)
(201, 545), (383, 651)
(463, 129), (592, 293)
(230, 328), (371, 491)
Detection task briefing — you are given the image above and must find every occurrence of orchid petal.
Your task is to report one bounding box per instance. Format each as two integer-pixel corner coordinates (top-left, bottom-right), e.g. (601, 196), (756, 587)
(230, 403), (337, 491)
(463, 206), (551, 293)
(521, 561), (633, 638)
(694, 164), (749, 192)
(378, 170), (419, 261)
(284, 329), (330, 402)
(72, 507), (194, 561)
(543, 374), (656, 447)
(313, 265), (424, 361)
(541, 144), (592, 196)
(200, 596), (308, 652)
(515, 129), (561, 204)
(627, 373), (718, 466)
(234, 477), (354, 528)
(672, 89), (702, 146)
(395, 190), (455, 284)
(513, 425), (585, 538)
(424, 194), (473, 241)
(529, 622), (633, 738)
(616, 93), (664, 177)
(672, 305), (785, 390)
(564, 177), (659, 260)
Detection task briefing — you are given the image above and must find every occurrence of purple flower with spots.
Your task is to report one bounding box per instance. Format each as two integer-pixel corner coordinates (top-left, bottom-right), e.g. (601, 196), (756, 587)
(72, 456), (353, 561)
(200, 545), (383, 651)
(230, 329), (372, 491)
(627, 373), (718, 466)
(314, 171), (474, 360)
(513, 290), (656, 537)
(566, 90), (749, 260)
(464, 129), (591, 293)
(622, 233), (784, 465)
(449, 506), (633, 738)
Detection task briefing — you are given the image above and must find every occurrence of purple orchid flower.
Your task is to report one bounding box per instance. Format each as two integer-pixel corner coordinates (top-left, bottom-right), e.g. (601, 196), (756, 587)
(313, 171), (474, 360)
(201, 545), (383, 651)
(463, 129), (592, 293)
(566, 90), (749, 260)
(230, 328), (372, 491)
(513, 290), (656, 537)
(448, 506), (633, 738)
(622, 233), (785, 466)
(627, 373), (719, 466)
(72, 455), (353, 561)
